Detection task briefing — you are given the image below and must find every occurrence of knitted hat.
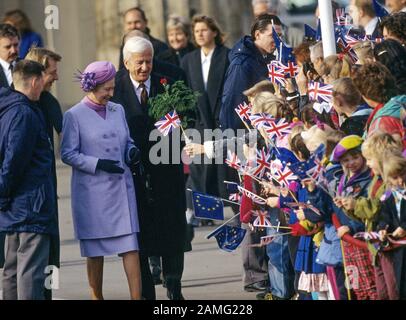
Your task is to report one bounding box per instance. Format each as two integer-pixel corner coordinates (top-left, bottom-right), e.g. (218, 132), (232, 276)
(331, 135), (363, 162)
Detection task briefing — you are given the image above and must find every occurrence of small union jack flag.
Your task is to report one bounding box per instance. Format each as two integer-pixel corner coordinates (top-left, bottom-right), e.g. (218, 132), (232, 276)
(336, 9), (351, 26)
(249, 148), (272, 178)
(229, 193), (241, 202)
(235, 102), (252, 124)
(249, 113), (275, 129)
(263, 118), (292, 140)
(252, 210), (272, 228)
(273, 166), (297, 188)
(268, 61), (286, 86)
(305, 144), (326, 183)
(154, 110), (181, 136)
(280, 61), (299, 78)
(344, 34), (361, 48)
(285, 202), (322, 216)
(225, 151), (242, 171)
(337, 38), (357, 63)
(237, 186), (267, 205)
(308, 81), (333, 103)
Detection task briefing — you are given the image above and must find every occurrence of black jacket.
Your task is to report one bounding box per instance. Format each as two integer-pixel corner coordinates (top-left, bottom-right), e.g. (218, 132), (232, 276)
(220, 36), (274, 130)
(157, 43), (195, 67)
(0, 87), (57, 235)
(0, 67), (8, 88)
(181, 45), (230, 132)
(111, 71), (187, 256)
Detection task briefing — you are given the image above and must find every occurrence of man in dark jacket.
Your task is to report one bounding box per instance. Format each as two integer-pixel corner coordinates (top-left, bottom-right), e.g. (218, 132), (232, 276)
(25, 47), (63, 300)
(0, 60), (58, 300)
(118, 7), (168, 69)
(220, 14), (282, 130)
(112, 37), (187, 301)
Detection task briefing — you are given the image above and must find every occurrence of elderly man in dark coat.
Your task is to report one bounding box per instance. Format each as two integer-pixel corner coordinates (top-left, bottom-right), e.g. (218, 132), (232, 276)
(0, 60), (58, 300)
(112, 36), (187, 300)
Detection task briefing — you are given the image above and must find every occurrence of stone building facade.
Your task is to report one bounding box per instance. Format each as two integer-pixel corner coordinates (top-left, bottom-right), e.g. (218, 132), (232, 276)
(1, 0), (253, 109)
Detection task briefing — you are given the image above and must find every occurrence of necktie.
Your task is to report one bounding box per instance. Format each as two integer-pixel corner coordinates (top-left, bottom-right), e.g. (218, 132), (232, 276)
(139, 82), (148, 106)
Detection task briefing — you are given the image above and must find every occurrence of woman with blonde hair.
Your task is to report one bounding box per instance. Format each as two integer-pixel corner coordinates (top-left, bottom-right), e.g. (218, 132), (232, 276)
(319, 54), (352, 84)
(157, 14), (195, 66)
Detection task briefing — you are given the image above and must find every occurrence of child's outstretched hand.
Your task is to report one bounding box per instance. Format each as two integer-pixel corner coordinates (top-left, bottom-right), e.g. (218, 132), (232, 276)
(341, 197), (356, 211)
(266, 197), (279, 208)
(295, 209), (306, 221)
(334, 197), (343, 208)
(379, 229), (388, 242)
(392, 227), (406, 239)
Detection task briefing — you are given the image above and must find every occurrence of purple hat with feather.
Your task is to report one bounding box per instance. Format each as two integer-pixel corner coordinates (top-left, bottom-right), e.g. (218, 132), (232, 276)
(75, 61), (116, 92)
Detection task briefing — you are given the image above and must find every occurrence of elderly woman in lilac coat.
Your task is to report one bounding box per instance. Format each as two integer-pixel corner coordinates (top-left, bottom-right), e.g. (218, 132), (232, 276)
(61, 61), (141, 300)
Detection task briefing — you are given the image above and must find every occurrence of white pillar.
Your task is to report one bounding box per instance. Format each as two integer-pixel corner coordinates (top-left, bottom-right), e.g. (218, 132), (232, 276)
(318, 0), (336, 57)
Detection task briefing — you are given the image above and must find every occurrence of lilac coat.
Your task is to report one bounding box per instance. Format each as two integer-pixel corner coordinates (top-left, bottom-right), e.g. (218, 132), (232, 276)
(61, 101), (139, 240)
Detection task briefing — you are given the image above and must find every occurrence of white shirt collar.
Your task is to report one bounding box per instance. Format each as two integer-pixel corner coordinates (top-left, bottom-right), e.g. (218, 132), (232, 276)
(201, 48), (215, 63)
(0, 58), (11, 71)
(0, 58), (14, 86)
(365, 17), (379, 36)
(401, 7), (406, 13)
(129, 74), (151, 91)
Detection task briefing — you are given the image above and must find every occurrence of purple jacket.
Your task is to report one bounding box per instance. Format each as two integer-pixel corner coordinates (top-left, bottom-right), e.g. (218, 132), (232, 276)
(61, 101), (139, 240)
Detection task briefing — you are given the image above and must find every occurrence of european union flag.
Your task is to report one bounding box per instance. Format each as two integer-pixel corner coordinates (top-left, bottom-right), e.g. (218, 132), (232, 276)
(272, 27), (295, 65)
(207, 225), (246, 252)
(304, 24), (316, 41)
(276, 147), (299, 167)
(192, 191), (224, 221)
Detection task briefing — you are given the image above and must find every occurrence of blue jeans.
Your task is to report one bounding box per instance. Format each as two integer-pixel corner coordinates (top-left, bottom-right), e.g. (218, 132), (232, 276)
(266, 210), (295, 299)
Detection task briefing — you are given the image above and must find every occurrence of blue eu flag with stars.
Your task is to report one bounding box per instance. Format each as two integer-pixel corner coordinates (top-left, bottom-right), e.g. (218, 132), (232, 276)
(192, 191), (224, 221)
(207, 225), (246, 252)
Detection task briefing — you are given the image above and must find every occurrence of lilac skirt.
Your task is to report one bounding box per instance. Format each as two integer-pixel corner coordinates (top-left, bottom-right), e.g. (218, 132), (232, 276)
(80, 233), (139, 258)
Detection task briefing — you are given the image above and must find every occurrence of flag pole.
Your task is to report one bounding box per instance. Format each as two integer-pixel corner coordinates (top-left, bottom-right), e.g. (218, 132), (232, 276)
(318, 0), (337, 57)
(223, 181), (268, 203)
(186, 189), (240, 206)
(180, 125), (191, 144)
(206, 212), (242, 239)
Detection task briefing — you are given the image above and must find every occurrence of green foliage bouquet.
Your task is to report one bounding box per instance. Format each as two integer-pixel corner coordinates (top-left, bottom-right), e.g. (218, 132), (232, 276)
(149, 78), (199, 128)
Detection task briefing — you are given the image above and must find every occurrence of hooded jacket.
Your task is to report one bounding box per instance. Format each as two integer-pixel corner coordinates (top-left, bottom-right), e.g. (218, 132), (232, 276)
(367, 95), (406, 143)
(0, 87), (57, 235)
(220, 36), (273, 130)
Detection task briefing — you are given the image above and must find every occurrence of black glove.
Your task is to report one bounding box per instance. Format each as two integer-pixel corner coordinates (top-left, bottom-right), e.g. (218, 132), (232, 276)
(128, 147), (141, 165)
(96, 159), (125, 174)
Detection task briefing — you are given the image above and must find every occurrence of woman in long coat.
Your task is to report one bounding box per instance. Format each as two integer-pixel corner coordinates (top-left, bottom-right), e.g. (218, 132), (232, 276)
(181, 15), (230, 224)
(61, 61), (141, 300)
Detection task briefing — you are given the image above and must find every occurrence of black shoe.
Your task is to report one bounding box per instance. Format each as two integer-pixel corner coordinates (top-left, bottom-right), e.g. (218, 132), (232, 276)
(167, 288), (185, 300)
(200, 219), (215, 227)
(244, 280), (268, 292)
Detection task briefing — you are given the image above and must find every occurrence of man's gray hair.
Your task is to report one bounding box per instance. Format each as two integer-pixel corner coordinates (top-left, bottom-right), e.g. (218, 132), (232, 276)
(310, 41), (324, 61)
(123, 37), (154, 62)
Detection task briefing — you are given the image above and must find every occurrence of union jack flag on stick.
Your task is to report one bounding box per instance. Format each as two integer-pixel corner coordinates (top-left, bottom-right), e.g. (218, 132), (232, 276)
(263, 118), (292, 140)
(308, 81), (333, 103)
(154, 110), (182, 136)
(249, 113), (275, 129)
(236, 185), (267, 206)
(268, 61), (286, 86)
(235, 102), (252, 127)
(252, 210), (273, 228)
